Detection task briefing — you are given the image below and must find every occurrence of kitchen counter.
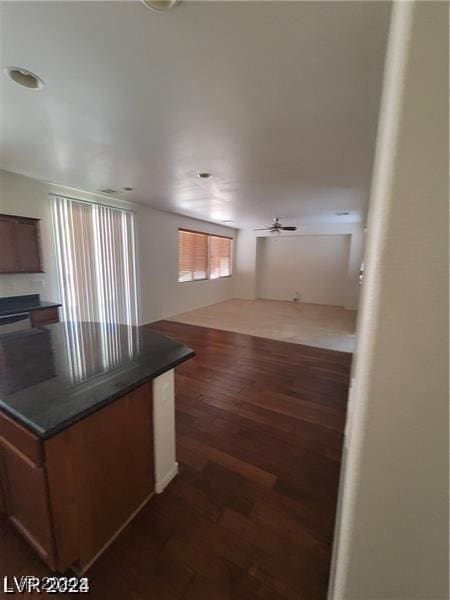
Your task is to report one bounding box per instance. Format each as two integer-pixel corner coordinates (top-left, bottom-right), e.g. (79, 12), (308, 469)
(0, 320), (194, 438)
(0, 293), (61, 317)
(0, 320), (195, 573)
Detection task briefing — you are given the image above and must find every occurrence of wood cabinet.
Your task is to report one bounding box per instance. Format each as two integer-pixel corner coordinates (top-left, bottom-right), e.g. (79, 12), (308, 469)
(15, 218), (42, 272)
(0, 383), (154, 573)
(30, 307), (60, 327)
(0, 444), (56, 568)
(0, 412), (55, 568)
(0, 214), (43, 273)
(0, 217), (17, 272)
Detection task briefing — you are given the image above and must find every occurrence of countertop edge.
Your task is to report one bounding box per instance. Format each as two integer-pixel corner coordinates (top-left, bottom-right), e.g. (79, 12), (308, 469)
(27, 303), (62, 312)
(0, 302), (62, 317)
(0, 348), (195, 441)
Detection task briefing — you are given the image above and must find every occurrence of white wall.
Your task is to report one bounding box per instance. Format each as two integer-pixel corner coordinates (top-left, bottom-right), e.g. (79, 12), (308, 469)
(235, 223), (364, 309)
(0, 169), (236, 324)
(137, 208), (235, 324)
(329, 2), (449, 598)
(233, 229), (258, 300)
(256, 234), (351, 306)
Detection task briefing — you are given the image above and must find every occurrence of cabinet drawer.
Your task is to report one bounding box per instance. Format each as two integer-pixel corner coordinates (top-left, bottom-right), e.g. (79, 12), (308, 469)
(31, 307), (59, 326)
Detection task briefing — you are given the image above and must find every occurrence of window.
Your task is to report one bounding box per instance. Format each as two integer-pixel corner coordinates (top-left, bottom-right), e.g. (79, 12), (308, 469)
(209, 235), (232, 279)
(178, 230), (208, 282)
(178, 229), (232, 282)
(52, 195), (138, 326)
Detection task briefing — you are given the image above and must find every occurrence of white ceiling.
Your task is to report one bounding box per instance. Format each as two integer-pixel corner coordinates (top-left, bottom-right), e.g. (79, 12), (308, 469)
(0, 1), (391, 229)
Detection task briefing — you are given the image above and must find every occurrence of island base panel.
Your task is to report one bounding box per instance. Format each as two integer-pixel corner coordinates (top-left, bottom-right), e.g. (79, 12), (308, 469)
(44, 382), (155, 572)
(0, 369), (182, 573)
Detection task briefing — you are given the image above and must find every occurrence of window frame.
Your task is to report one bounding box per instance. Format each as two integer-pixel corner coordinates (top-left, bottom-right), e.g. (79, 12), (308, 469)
(178, 228), (233, 283)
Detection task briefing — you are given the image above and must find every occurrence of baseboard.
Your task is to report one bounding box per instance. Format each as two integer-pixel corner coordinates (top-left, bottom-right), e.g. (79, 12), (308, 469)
(140, 297), (236, 326)
(155, 461), (179, 494)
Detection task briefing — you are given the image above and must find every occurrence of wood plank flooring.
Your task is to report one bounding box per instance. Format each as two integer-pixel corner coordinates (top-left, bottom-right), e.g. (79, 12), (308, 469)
(0, 321), (352, 599)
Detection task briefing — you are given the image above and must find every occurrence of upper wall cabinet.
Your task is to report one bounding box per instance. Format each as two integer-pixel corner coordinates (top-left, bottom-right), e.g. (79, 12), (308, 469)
(0, 214), (43, 274)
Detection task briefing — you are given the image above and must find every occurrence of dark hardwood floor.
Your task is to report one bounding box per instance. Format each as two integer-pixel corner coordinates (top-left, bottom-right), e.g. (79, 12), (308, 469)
(0, 321), (352, 599)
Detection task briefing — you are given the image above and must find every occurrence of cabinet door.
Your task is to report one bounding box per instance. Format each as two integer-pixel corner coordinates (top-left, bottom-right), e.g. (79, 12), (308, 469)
(15, 218), (42, 272)
(0, 216), (18, 272)
(0, 442), (55, 568)
(45, 383), (154, 572)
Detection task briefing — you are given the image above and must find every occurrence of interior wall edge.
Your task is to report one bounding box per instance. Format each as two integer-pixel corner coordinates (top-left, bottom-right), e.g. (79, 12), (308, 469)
(328, 1), (449, 597)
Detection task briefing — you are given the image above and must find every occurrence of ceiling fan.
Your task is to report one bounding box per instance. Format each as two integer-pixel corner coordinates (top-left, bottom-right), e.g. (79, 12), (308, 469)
(254, 217), (297, 233)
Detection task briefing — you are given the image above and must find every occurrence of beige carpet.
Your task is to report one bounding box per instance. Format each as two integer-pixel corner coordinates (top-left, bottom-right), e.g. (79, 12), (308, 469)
(168, 299), (357, 352)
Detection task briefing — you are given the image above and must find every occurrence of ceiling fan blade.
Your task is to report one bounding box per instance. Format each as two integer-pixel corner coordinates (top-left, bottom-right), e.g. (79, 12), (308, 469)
(281, 226), (297, 231)
(253, 227), (271, 231)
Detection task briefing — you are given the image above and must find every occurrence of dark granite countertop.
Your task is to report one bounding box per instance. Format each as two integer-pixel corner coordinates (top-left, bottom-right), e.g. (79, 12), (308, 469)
(0, 294), (61, 317)
(0, 321), (194, 439)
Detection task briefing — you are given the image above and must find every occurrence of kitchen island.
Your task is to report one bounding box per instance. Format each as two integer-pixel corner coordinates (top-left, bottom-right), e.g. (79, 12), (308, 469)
(0, 321), (194, 573)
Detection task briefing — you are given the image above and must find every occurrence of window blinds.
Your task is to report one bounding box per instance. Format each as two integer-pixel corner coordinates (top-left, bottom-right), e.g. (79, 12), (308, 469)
(178, 230), (208, 282)
(209, 235), (232, 279)
(178, 229), (232, 282)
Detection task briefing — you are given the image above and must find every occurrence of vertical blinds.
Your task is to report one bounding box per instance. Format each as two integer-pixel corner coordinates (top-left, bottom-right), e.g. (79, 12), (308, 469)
(178, 229), (232, 282)
(52, 195), (138, 326)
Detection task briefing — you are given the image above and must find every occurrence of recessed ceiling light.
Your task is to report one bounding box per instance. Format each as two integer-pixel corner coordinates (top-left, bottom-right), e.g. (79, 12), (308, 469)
(221, 220), (234, 223)
(140, 0), (179, 11)
(123, 187), (133, 192)
(99, 188), (118, 194)
(197, 172), (211, 179)
(4, 67), (44, 90)
(336, 211), (350, 216)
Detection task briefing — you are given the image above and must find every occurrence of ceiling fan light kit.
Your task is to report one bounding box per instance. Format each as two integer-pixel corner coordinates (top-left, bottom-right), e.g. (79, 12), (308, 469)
(254, 217), (298, 234)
